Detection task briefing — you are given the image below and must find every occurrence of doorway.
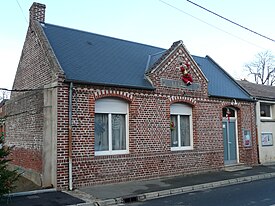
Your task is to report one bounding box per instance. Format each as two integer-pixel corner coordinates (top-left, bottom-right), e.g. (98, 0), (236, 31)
(222, 107), (238, 165)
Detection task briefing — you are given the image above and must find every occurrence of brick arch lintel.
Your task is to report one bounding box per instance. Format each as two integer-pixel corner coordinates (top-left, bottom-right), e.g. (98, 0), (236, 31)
(93, 89), (134, 102)
(222, 103), (241, 111)
(168, 96), (196, 106)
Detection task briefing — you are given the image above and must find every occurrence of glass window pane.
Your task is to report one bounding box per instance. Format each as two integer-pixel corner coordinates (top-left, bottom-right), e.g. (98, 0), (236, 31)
(95, 114), (109, 151)
(112, 114), (126, 150)
(170, 115), (178, 147)
(222, 108), (235, 118)
(260, 103), (271, 117)
(180, 115), (190, 146)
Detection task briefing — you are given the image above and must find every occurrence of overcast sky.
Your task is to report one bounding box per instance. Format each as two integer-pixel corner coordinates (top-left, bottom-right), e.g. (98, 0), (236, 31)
(1, 0), (275, 90)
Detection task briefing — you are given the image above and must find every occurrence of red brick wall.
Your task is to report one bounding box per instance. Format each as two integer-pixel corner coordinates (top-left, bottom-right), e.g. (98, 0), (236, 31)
(5, 90), (44, 173)
(237, 102), (258, 164)
(56, 85), (70, 187)
(55, 83), (257, 189)
(5, 21), (62, 177)
(12, 29), (53, 97)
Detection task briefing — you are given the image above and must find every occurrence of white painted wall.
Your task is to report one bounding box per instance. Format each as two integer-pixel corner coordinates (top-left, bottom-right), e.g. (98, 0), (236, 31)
(256, 101), (275, 164)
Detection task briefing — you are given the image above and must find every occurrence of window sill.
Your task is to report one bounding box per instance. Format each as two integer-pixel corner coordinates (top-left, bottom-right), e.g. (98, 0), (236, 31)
(260, 119), (275, 122)
(171, 146), (193, 151)
(95, 150), (129, 156)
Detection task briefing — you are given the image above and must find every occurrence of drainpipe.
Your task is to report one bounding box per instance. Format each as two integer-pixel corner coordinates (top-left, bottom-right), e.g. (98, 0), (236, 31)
(254, 100), (261, 164)
(68, 82), (73, 190)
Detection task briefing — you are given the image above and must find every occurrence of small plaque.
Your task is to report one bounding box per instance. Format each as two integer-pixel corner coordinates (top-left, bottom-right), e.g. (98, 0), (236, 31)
(243, 129), (252, 147)
(160, 78), (200, 90)
(261, 132), (273, 146)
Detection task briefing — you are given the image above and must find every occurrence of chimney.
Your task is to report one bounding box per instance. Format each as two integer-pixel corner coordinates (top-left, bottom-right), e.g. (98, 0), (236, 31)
(29, 2), (46, 23)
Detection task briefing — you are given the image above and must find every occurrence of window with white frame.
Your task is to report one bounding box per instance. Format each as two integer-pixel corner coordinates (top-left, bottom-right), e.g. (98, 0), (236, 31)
(170, 103), (193, 151)
(94, 98), (128, 155)
(260, 102), (272, 118)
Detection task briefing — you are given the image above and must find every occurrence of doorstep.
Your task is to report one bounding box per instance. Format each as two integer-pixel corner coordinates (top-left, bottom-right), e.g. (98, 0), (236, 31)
(224, 164), (252, 172)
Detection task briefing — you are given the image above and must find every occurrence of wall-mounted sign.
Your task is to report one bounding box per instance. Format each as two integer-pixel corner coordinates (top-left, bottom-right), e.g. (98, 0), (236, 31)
(160, 78), (200, 90)
(261, 132), (273, 146)
(243, 129), (251, 147)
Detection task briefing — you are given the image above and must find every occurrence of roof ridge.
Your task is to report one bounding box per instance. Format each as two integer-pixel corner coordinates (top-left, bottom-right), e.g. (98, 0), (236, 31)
(41, 22), (165, 50)
(237, 80), (275, 88)
(146, 40), (182, 73)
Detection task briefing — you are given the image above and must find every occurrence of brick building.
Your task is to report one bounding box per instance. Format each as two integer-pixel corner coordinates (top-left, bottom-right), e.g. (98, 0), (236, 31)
(5, 2), (258, 190)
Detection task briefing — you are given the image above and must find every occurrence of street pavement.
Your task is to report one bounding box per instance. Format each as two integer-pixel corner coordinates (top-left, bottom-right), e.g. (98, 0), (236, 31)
(128, 177), (275, 206)
(0, 191), (85, 206)
(2, 163), (275, 206)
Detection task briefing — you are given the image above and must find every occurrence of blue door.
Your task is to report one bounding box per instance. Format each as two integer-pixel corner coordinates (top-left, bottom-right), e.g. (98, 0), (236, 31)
(223, 120), (237, 165)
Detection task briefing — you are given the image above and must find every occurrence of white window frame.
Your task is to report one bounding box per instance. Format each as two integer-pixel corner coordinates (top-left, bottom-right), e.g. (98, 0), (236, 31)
(170, 103), (193, 151)
(260, 101), (273, 119)
(95, 98), (129, 156)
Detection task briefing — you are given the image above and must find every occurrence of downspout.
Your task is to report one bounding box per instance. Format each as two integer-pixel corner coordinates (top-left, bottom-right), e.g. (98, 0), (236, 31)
(254, 99), (261, 164)
(68, 82), (73, 190)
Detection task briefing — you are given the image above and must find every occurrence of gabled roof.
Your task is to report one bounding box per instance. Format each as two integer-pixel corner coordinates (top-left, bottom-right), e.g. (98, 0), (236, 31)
(40, 22), (252, 100)
(145, 41), (208, 83)
(192, 56), (252, 100)
(237, 80), (275, 101)
(145, 40), (182, 73)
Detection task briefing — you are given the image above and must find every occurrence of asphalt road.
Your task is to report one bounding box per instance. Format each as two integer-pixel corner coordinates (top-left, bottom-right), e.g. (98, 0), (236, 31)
(0, 191), (85, 206)
(128, 177), (275, 206)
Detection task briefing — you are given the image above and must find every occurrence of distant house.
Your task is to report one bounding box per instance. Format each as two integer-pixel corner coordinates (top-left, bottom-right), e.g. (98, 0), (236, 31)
(238, 80), (275, 164)
(5, 2), (258, 190)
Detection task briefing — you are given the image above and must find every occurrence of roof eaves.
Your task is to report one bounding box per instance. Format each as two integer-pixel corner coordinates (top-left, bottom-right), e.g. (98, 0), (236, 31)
(64, 79), (156, 90)
(209, 94), (255, 102)
(253, 96), (275, 102)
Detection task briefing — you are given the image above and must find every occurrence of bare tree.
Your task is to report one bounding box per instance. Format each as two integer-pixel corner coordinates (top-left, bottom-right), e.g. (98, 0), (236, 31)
(0, 90), (10, 102)
(245, 50), (275, 85)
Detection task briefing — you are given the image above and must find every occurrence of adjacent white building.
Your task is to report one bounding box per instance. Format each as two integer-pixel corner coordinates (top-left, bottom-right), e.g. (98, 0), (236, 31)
(238, 80), (275, 164)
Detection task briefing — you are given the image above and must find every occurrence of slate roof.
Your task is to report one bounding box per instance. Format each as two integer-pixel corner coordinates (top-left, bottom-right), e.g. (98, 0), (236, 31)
(193, 56), (251, 100)
(41, 23), (164, 90)
(145, 40), (182, 72)
(237, 80), (275, 101)
(40, 22), (252, 100)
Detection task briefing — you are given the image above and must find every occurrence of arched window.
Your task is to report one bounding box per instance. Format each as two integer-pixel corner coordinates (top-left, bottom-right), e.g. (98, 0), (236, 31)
(94, 98), (128, 155)
(170, 103), (193, 151)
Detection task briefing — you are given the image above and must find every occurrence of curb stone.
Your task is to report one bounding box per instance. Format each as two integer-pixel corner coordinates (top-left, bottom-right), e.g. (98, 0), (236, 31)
(4, 188), (57, 197)
(65, 189), (98, 204)
(89, 172), (275, 205)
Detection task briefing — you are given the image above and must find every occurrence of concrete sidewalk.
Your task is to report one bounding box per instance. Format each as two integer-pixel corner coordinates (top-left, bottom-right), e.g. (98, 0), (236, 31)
(69, 164), (275, 206)
(3, 164), (275, 206)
